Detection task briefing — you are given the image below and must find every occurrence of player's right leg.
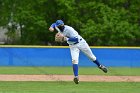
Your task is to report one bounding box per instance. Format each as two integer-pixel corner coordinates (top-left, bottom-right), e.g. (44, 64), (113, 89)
(70, 46), (80, 84)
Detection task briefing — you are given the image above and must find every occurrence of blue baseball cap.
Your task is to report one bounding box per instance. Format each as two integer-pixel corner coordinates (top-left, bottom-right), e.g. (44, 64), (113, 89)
(55, 20), (64, 26)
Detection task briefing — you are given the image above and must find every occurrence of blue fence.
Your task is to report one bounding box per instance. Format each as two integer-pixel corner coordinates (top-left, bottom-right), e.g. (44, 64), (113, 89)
(0, 46), (140, 67)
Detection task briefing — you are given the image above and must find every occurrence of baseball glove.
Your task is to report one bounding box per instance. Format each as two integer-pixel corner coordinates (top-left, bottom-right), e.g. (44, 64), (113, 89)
(55, 32), (65, 42)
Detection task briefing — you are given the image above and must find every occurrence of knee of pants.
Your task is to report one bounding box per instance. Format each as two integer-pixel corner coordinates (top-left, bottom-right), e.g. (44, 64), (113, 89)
(89, 56), (96, 61)
(72, 60), (78, 64)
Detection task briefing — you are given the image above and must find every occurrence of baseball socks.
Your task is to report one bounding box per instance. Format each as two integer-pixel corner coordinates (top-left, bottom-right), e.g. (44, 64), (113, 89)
(73, 64), (79, 84)
(93, 59), (108, 73)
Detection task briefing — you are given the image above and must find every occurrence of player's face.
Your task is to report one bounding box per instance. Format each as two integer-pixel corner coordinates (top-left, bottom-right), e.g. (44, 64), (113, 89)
(57, 25), (65, 32)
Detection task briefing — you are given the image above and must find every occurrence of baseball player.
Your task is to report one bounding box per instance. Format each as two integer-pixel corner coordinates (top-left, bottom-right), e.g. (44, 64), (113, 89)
(49, 20), (108, 84)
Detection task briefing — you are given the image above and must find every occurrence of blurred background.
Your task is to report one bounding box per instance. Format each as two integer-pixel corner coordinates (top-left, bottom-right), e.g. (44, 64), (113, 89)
(0, 0), (140, 46)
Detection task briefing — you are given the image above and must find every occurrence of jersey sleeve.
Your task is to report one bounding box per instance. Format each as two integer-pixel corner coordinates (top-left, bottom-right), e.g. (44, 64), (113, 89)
(50, 23), (56, 28)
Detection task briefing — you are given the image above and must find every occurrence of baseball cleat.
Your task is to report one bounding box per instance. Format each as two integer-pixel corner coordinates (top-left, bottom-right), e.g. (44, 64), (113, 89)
(99, 65), (108, 73)
(73, 76), (79, 84)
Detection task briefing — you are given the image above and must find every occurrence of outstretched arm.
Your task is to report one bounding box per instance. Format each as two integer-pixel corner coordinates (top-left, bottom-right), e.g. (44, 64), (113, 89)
(49, 23), (56, 32)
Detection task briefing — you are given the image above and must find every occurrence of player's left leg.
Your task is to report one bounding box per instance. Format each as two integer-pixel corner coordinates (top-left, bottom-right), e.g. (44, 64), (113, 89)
(70, 45), (80, 84)
(78, 41), (108, 73)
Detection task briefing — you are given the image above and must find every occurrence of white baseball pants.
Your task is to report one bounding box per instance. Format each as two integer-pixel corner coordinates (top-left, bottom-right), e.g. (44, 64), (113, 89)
(69, 39), (96, 64)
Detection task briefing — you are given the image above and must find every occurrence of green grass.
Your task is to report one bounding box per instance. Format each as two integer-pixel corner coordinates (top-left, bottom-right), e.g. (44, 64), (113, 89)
(0, 66), (139, 76)
(0, 81), (139, 93)
(0, 67), (139, 93)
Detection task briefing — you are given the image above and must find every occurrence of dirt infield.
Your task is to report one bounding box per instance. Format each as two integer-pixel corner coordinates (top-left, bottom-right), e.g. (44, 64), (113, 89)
(0, 75), (140, 82)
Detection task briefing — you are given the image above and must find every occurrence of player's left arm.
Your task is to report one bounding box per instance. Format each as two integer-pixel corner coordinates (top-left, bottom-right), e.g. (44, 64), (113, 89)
(55, 33), (78, 42)
(56, 36), (78, 42)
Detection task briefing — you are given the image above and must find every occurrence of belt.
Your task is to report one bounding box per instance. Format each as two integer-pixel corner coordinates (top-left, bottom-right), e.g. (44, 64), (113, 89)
(70, 38), (82, 45)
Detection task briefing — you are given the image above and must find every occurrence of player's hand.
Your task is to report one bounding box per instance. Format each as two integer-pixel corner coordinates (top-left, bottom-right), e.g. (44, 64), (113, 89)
(49, 27), (54, 32)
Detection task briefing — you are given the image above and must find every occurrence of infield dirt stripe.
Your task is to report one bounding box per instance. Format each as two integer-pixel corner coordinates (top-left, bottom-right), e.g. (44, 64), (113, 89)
(0, 75), (140, 82)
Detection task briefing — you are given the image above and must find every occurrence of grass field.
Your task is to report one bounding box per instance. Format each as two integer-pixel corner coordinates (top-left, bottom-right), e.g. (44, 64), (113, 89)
(0, 67), (139, 93)
(0, 81), (139, 93)
(0, 66), (139, 76)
